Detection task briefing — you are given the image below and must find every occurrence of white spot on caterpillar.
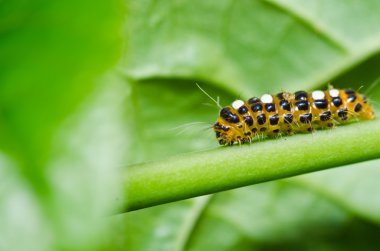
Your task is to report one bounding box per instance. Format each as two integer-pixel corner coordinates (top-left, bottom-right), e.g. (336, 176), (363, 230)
(312, 90), (325, 100)
(329, 89), (340, 98)
(231, 100), (245, 110)
(260, 94), (273, 104)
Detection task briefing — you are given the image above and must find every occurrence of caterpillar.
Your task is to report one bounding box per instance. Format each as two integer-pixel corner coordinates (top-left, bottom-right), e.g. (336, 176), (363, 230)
(213, 87), (375, 145)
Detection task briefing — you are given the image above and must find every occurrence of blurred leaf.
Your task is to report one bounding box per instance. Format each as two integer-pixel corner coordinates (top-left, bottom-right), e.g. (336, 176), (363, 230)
(293, 160), (380, 224)
(106, 0), (380, 250)
(106, 163), (380, 251)
(3, 0), (380, 250)
(124, 0), (380, 95)
(123, 78), (232, 164)
(0, 0), (123, 170)
(0, 1), (124, 250)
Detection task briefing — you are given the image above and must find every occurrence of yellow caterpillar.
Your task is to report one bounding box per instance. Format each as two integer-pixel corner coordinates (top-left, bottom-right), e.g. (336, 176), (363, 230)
(213, 88), (375, 145)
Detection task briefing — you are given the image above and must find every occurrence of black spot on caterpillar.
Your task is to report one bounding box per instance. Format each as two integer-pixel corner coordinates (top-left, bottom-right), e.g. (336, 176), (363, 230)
(213, 88), (375, 145)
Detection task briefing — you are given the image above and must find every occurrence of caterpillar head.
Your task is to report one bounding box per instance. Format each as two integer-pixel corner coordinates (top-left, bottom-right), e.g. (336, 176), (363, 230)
(213, 107), (245, 145)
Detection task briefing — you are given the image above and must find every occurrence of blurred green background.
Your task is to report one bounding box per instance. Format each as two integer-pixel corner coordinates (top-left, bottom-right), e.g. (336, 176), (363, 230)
(1, 0), (380, 250)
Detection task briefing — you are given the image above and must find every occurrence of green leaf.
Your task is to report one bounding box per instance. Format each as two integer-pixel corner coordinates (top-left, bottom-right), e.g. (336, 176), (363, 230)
(292, 160), (380, 224)
(108, 0), (380, 250)
(0, 1), (124, 250)
(124, 0), (380, 95)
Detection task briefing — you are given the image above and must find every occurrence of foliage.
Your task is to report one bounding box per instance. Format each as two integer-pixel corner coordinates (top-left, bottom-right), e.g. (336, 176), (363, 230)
(2, 0), (380, 251)
(0, 0), (124, 250)
(112, 0), (380, 250)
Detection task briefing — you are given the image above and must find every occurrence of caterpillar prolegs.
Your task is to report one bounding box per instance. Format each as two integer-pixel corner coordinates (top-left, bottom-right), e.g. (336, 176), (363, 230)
(213, 88), (375, 145)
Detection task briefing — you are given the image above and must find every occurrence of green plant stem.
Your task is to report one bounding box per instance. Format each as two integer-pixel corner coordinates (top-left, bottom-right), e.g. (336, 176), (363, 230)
(122, 119), (380, 212)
